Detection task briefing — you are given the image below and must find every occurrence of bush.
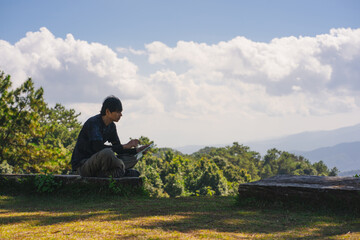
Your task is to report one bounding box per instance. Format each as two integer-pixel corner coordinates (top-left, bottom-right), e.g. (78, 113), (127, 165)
(0, 161), (14, 174)
(34, 172), (62, 193)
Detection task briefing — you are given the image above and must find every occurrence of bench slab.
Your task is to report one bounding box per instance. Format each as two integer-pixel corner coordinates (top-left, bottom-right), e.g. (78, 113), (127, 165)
(238, 175), (360, 206)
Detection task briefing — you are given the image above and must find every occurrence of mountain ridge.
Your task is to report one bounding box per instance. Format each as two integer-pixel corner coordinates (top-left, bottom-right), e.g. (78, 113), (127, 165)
(245, 123), (360, 154)
(176, 123), (360, 154)
(292, 141), (360, 172)
(175, 123), (360, 172)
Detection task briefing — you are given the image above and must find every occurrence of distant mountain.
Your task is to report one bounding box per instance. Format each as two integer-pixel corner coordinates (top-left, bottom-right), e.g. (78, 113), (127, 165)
(175, 145), (208, 155)
(176, 123), (360, 155)
(338, 169), (360, 177)
(176, 144), (225, 155)
(245, 123), (360, 155)
(293, 141), (360, 172)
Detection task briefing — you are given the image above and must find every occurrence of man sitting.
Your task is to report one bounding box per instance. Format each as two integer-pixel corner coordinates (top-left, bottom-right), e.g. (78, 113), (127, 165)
(71, 95), (148, 178)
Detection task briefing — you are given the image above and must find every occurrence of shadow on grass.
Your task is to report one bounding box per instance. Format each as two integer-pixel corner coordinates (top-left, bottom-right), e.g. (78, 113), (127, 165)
(108, 197), (359, 239)
(0, 194), (359, 239)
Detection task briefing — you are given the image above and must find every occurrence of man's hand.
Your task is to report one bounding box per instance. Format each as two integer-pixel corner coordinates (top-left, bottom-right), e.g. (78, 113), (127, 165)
(136, 144), (151, 154)
(123, 139), (140, 149)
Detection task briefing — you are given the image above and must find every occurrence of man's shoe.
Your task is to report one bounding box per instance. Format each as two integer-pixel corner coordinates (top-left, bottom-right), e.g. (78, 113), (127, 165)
(124, 169), (140, 177)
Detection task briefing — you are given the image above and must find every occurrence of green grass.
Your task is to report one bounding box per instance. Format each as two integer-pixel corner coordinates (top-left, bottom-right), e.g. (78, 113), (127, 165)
(0, 194), (359, 239)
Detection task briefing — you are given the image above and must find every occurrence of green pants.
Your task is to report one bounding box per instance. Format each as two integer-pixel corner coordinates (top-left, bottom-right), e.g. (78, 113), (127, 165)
(78, 148), (138, 178)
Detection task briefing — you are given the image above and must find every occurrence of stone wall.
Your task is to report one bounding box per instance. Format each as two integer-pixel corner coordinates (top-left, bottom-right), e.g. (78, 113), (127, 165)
(0, 174), (144, 195)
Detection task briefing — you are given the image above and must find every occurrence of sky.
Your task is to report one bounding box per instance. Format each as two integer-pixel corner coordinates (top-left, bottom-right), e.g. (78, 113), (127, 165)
(1, 0), (360, 149)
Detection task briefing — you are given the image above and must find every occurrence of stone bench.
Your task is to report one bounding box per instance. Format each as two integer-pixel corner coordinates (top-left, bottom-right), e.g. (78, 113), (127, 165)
(238, 175), (360, 207)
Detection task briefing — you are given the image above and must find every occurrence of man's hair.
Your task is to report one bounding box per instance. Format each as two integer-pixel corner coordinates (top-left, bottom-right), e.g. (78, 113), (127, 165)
(100, 95), (123, 116)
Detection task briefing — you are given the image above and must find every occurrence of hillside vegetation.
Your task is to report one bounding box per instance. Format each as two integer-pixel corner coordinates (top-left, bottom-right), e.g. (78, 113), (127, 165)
(0, 71), (338, 197)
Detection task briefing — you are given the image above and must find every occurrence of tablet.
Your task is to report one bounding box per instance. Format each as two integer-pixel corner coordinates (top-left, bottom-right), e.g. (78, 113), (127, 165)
(135, 143), (154, 160)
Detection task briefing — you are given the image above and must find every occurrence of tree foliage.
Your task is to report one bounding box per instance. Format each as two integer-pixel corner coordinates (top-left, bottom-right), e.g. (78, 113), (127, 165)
(0, 71), (81, 174)
(137, 140), (337, 197)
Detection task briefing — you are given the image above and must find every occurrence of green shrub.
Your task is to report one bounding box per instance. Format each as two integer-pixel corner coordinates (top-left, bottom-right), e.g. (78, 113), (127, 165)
(34, 172), (62, 193)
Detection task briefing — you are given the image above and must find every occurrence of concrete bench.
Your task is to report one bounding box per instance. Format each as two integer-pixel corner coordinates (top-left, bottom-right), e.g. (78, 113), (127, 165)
(238, 175), (360, 207)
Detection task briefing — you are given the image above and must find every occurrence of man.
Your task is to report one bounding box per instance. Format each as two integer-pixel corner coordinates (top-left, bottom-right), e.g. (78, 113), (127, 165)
(71, 95), (148, 178)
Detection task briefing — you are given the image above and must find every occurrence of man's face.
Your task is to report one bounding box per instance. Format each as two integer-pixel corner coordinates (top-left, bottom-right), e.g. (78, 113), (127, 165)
(107, 110), (122, 122)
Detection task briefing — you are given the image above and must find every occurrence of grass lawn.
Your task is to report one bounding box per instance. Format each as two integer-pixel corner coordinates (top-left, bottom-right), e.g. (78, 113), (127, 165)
(0, 194), (359, 239)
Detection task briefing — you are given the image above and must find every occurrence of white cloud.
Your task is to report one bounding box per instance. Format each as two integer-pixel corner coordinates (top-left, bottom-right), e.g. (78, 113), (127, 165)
(1, 27), (360, 147)
(145, 28), (360, 116)
(0, 27), (142, 104)
(0, 39), (31, 86)
(116, 47), (146, 56)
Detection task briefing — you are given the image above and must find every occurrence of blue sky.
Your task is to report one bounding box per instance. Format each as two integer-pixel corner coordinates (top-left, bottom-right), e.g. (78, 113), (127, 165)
(2, 0), (359, 47)
(1, 0), (360, 149)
